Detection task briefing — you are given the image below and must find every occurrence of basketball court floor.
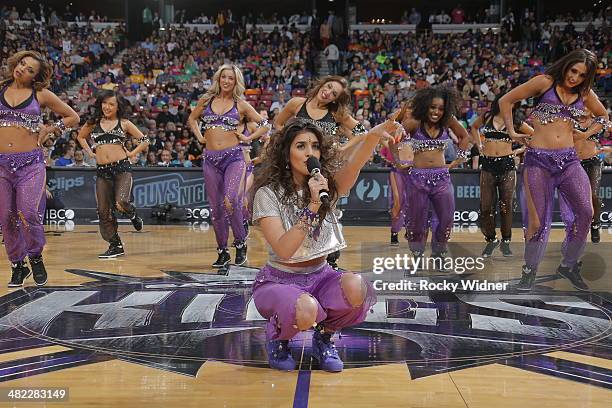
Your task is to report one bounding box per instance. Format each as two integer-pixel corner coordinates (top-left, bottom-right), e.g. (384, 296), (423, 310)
(0, 224), (610, 407)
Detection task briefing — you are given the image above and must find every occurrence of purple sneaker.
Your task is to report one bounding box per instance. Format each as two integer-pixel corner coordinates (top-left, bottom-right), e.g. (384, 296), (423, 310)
(266, 340), (296, 371)
(312, 330), (344, 372)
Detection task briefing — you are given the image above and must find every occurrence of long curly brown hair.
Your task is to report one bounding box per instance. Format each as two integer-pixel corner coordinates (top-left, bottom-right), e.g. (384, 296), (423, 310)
(252, 118), (341, 220)
(0, 50), (53, 91)
(410, 85), (460, 128)
(305, 75), (352, 122)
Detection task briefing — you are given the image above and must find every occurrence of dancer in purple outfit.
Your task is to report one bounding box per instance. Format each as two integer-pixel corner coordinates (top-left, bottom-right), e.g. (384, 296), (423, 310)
(379, 137), (413, 246)
(400, 86), (470, 264)
(188, 64), (270, 268)
(0, 50), (79, 287)
(499, 49), (609, 291)
(251, 117), (400, 372)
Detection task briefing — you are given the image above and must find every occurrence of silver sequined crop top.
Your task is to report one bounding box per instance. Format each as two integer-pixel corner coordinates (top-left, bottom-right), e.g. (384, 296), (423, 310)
(296, 101), (341, 139)
(407, 125), (452, 153)
(479, 115), (513, 144)
(90, 120), (127, 148)
(530, 84), (587, 129)
(201, 98), (240, 132)
(252, 185), (346, 264)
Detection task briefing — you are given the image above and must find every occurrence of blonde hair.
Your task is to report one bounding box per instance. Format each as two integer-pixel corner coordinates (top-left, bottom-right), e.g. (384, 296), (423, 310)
(0, 50), (53, 91)
(200, 64), (246, 106)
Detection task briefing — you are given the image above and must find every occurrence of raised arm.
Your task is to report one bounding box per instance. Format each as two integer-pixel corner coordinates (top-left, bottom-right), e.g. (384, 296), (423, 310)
(334, 118), (401, 195)
(274, 97), (303, 130)
(338, 113), (367, 140)
(335, 112), (371, 160)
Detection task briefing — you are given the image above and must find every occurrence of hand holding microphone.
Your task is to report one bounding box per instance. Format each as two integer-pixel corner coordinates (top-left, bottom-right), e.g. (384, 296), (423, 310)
(306, 156), (330, 205)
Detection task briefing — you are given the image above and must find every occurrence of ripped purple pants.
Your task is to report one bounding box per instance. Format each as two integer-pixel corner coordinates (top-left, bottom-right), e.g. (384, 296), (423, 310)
(252, 263), (376, 341)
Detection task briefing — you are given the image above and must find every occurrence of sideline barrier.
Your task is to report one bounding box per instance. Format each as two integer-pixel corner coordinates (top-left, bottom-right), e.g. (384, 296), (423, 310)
(47, 167), (612, 226)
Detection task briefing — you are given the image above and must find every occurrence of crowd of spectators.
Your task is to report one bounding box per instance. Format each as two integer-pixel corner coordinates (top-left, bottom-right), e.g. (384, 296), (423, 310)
(0, 5), (125, 93)
(0, 4), (113, 24)
(2, 4), (608, 168)
(43, 24), (316, 168)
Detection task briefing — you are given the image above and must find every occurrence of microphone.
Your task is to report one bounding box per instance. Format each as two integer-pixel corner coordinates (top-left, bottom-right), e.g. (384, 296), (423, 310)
(306, 156), (330, 205)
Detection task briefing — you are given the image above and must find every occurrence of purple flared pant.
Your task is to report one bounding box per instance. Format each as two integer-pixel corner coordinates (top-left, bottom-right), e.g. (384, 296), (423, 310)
(0, 149), (46, 263)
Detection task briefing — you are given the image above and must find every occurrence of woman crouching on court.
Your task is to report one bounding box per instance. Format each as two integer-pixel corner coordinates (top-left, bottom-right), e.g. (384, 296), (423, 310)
(77, 90), (149, 258)
(251, 117), (400, 372)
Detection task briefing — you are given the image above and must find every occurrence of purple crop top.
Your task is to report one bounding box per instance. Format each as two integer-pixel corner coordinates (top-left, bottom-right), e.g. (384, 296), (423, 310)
(0, 83), (43, 133)
(201, 98), (240, 132)
(407, 125), (452, 153)
(530, 84), (587, 128)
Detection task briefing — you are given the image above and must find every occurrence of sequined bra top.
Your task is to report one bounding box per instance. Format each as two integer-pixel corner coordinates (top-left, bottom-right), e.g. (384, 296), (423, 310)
(408, 125), (452, 153)
(0, 83), (43, 133)
(531, 84), (587, 129)
(296, 101), (341, 138)
(252, 186), (346, 264)
(90, 120), (127, 147)
(201, 98), (240, 132)
(479, 115), (513, 144)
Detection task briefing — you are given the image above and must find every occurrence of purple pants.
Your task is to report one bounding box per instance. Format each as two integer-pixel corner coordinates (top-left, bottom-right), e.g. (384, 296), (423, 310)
(203, 146), (247, 249)
(521, 148), (592, 269)
(0, 149), (46, 263)
(389, 168), (409, 233)
(242, 162), (255, 222)
(404, 167), (454, 254)
(253, 263), (376, 341)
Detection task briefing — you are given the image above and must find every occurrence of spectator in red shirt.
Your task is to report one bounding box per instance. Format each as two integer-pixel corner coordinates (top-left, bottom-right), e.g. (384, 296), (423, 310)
(451, 5), (465, 24)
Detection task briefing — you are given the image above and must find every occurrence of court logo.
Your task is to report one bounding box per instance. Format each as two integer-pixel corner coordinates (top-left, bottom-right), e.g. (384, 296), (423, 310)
(0, 268), (609, 385)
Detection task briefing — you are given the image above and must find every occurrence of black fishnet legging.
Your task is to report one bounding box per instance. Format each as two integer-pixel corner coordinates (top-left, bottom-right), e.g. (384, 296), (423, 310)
(582, 159), (603, 227)
(96, 172), (135, 244)
(480, 169), (516, 242)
